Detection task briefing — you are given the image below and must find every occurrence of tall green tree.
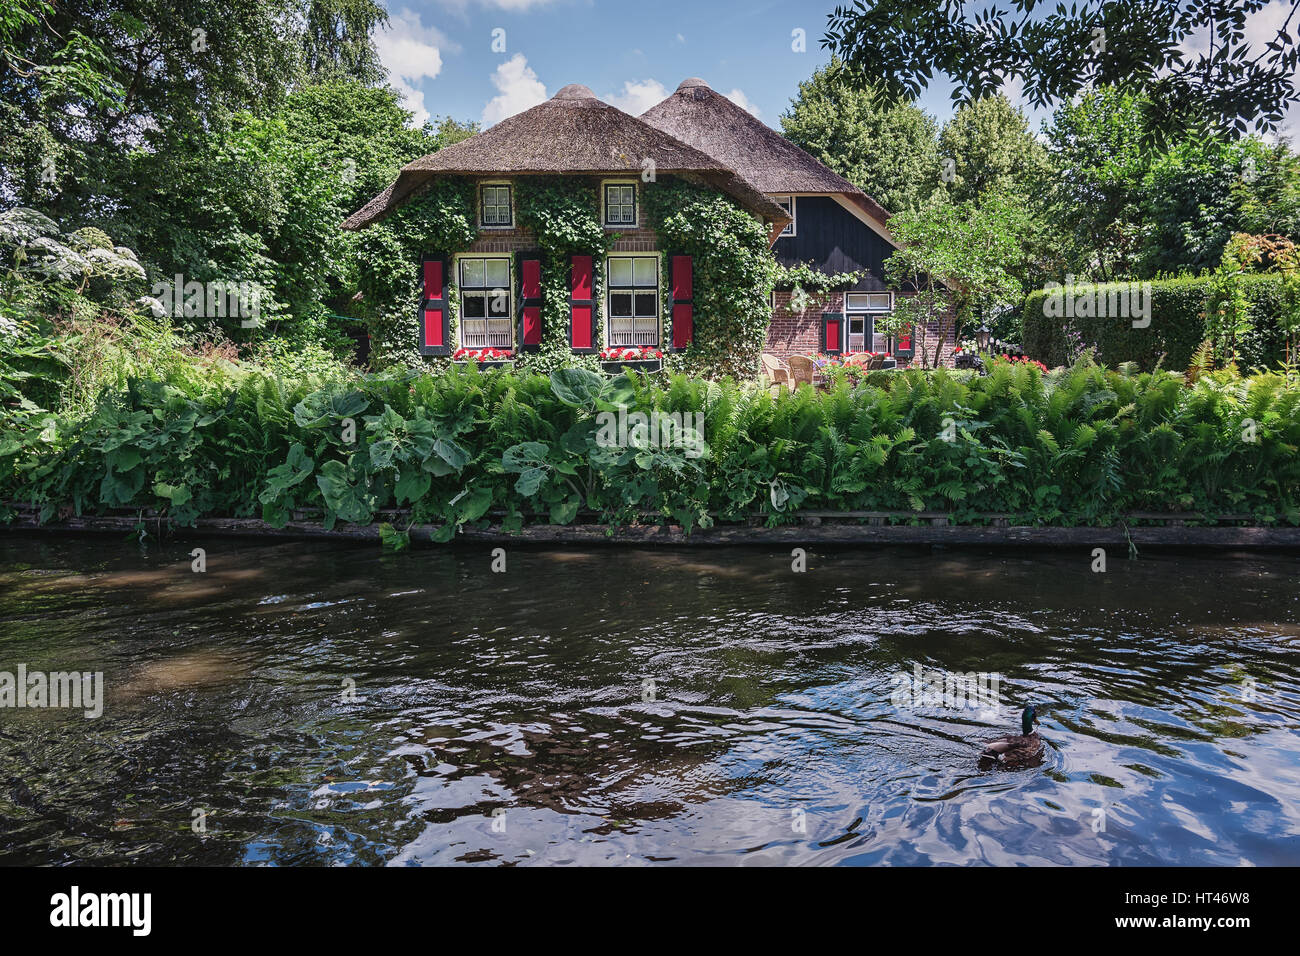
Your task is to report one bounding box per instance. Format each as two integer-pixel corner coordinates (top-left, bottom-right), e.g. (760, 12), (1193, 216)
(781, 59), (941, 215)
(1041, 87), (1152, 280)
(938, 94), (1047, 205)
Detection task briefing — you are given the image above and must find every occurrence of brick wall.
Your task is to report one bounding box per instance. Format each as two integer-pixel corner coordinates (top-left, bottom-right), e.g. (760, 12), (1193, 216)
(466, 226), (538, 255)
(766, 291), (956, 369)
(466, 226), (660, 255)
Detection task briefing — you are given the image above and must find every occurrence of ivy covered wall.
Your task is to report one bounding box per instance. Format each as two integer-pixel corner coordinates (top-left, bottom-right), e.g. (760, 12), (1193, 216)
(354, 174), (777, 378)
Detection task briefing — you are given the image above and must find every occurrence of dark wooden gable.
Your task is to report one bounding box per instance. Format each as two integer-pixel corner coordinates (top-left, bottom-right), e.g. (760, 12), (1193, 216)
(772, 196), (894, 291)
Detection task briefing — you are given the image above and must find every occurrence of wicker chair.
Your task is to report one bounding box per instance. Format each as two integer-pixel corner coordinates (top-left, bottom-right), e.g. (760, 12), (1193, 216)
(786, 354), (818, 388)
(760, 353), (791, 391)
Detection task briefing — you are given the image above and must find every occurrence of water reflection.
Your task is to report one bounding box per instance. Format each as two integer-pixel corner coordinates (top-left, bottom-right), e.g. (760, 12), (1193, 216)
(0, 537), (1297, 866)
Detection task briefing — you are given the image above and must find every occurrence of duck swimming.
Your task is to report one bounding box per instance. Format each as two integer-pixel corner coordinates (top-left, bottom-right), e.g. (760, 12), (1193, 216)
(979, 705), (1045, 770)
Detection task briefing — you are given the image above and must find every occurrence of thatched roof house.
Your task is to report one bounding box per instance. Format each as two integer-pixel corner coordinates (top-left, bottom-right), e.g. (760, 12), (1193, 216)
(343, 84), (789, 231)
(342, 78), (937, 369)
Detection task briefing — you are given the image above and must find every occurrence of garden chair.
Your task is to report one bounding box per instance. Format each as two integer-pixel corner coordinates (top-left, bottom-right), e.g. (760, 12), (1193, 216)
(786, 354), (817, 388)
(761, 353), (791, 393)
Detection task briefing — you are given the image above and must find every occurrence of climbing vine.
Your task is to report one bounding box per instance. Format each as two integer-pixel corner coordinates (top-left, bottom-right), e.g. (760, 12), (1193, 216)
(515, 177), (616, 374)
(775, 262), (870, 314)
(643, 179), (777, 379)
(356, 177), (476, 368)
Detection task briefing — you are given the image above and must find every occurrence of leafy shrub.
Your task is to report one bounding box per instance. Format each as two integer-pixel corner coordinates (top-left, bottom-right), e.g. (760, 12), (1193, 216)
(3, 357), (1297, 537)
(1021, 274), (1289, 371)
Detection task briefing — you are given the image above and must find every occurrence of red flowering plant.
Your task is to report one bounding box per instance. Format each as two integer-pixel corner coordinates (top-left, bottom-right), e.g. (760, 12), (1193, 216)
(599, 346), (664, 361)
(453, 347), (514, 362)
(995, 354), (1050, 373)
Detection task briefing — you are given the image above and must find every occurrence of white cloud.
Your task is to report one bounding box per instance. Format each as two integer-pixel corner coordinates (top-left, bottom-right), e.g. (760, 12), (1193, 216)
(482, 53), (548, 125)
(723, 88), (761, 119)
(676, 33), (686, 44)
(373, 8), (449, 126)
(605, 79), (671, 115)
(435, 0), (558, 12)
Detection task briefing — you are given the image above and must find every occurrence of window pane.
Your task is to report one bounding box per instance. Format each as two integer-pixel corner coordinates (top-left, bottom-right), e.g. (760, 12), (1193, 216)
(461, 259), (484, 288)
(487, 290), (509, 315)
(461, 318), (486, 347)
(845, 293), (868, 312)
(632, 258), (656, 286)
(608, 258), (633, 286)
(485, 258), (509, 288)
(634, 293), (657, 317)
(849, 317), (865, 334)
(462, 292), (486, 318)
(610, 292), (633, 317)
(609, 316), (634, 345)
(866, 293), (892, 310)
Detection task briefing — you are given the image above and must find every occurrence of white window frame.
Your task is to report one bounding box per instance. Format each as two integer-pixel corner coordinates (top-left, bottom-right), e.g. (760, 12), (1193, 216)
(774, 195), (796, 238)
(845, 291), (893, 353)
(602, 180), (639, 229)
(605, 254), (659, 347)
(457, 254), (513, 349)
(478, 182), (514, 230)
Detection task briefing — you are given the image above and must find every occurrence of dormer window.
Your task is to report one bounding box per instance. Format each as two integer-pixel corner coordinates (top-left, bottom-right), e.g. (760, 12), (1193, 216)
(603, 182), (638, 227)
(774, 196), (796, 237)
(480, 184), (513, 228)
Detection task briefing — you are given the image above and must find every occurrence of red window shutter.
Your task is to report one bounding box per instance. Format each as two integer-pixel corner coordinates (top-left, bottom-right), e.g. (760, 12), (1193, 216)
(672, 304), (693, 349)
(516, 252), (543, 349)
(569, 254), (595, 352)
(420, 258), (450, 356)
(670, 254), (694, 351)
(822, 312), (843, 354)
(895, 326), (914, 358)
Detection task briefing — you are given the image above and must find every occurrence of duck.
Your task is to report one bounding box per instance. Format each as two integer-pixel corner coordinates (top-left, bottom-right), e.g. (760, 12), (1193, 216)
(979, 705), (1045, 770)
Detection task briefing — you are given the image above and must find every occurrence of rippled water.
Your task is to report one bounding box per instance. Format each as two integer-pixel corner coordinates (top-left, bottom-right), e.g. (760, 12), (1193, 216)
(0, 535), (1297, 866)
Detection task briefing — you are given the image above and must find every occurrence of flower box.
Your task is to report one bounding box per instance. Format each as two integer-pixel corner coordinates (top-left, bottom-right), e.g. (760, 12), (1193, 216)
(452, 348), (515, 369)
(599, 346), (663, 373)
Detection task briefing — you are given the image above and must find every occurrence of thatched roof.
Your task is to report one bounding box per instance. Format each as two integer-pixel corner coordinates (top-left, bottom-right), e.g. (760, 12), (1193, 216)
(343, 84), (790, 230)
(640, 78), (892, 223)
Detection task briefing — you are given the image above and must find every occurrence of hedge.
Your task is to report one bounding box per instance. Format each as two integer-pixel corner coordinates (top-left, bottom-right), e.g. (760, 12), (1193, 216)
(1021, 274), (1289, 371)
(3, 358), (1298, 539)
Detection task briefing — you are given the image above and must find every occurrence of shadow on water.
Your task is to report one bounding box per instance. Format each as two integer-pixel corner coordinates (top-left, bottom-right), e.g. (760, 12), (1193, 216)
(0, 535), (1297, 865)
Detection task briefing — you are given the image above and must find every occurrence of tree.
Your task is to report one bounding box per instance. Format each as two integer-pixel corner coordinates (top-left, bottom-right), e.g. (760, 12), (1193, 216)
(1040, 87), (1152, 280)
(938, 94), (1047, 205)
(883, 194), (1027, 368)
(781, 58), (942, 215)
(301, 0), (388, 85)
(824, 0), (1300, 141)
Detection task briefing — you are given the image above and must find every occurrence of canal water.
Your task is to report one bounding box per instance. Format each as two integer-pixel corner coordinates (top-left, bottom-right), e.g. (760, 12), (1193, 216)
(0, 535), (1297, 866)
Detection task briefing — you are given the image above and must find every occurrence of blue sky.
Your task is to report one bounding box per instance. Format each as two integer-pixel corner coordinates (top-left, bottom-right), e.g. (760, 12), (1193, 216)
(373, 0), (962, 130)
(373, 0), (1298, 141)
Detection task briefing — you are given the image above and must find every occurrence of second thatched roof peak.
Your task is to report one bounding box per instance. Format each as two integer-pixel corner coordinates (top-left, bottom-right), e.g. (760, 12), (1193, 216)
(641, 78), (891, 221)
